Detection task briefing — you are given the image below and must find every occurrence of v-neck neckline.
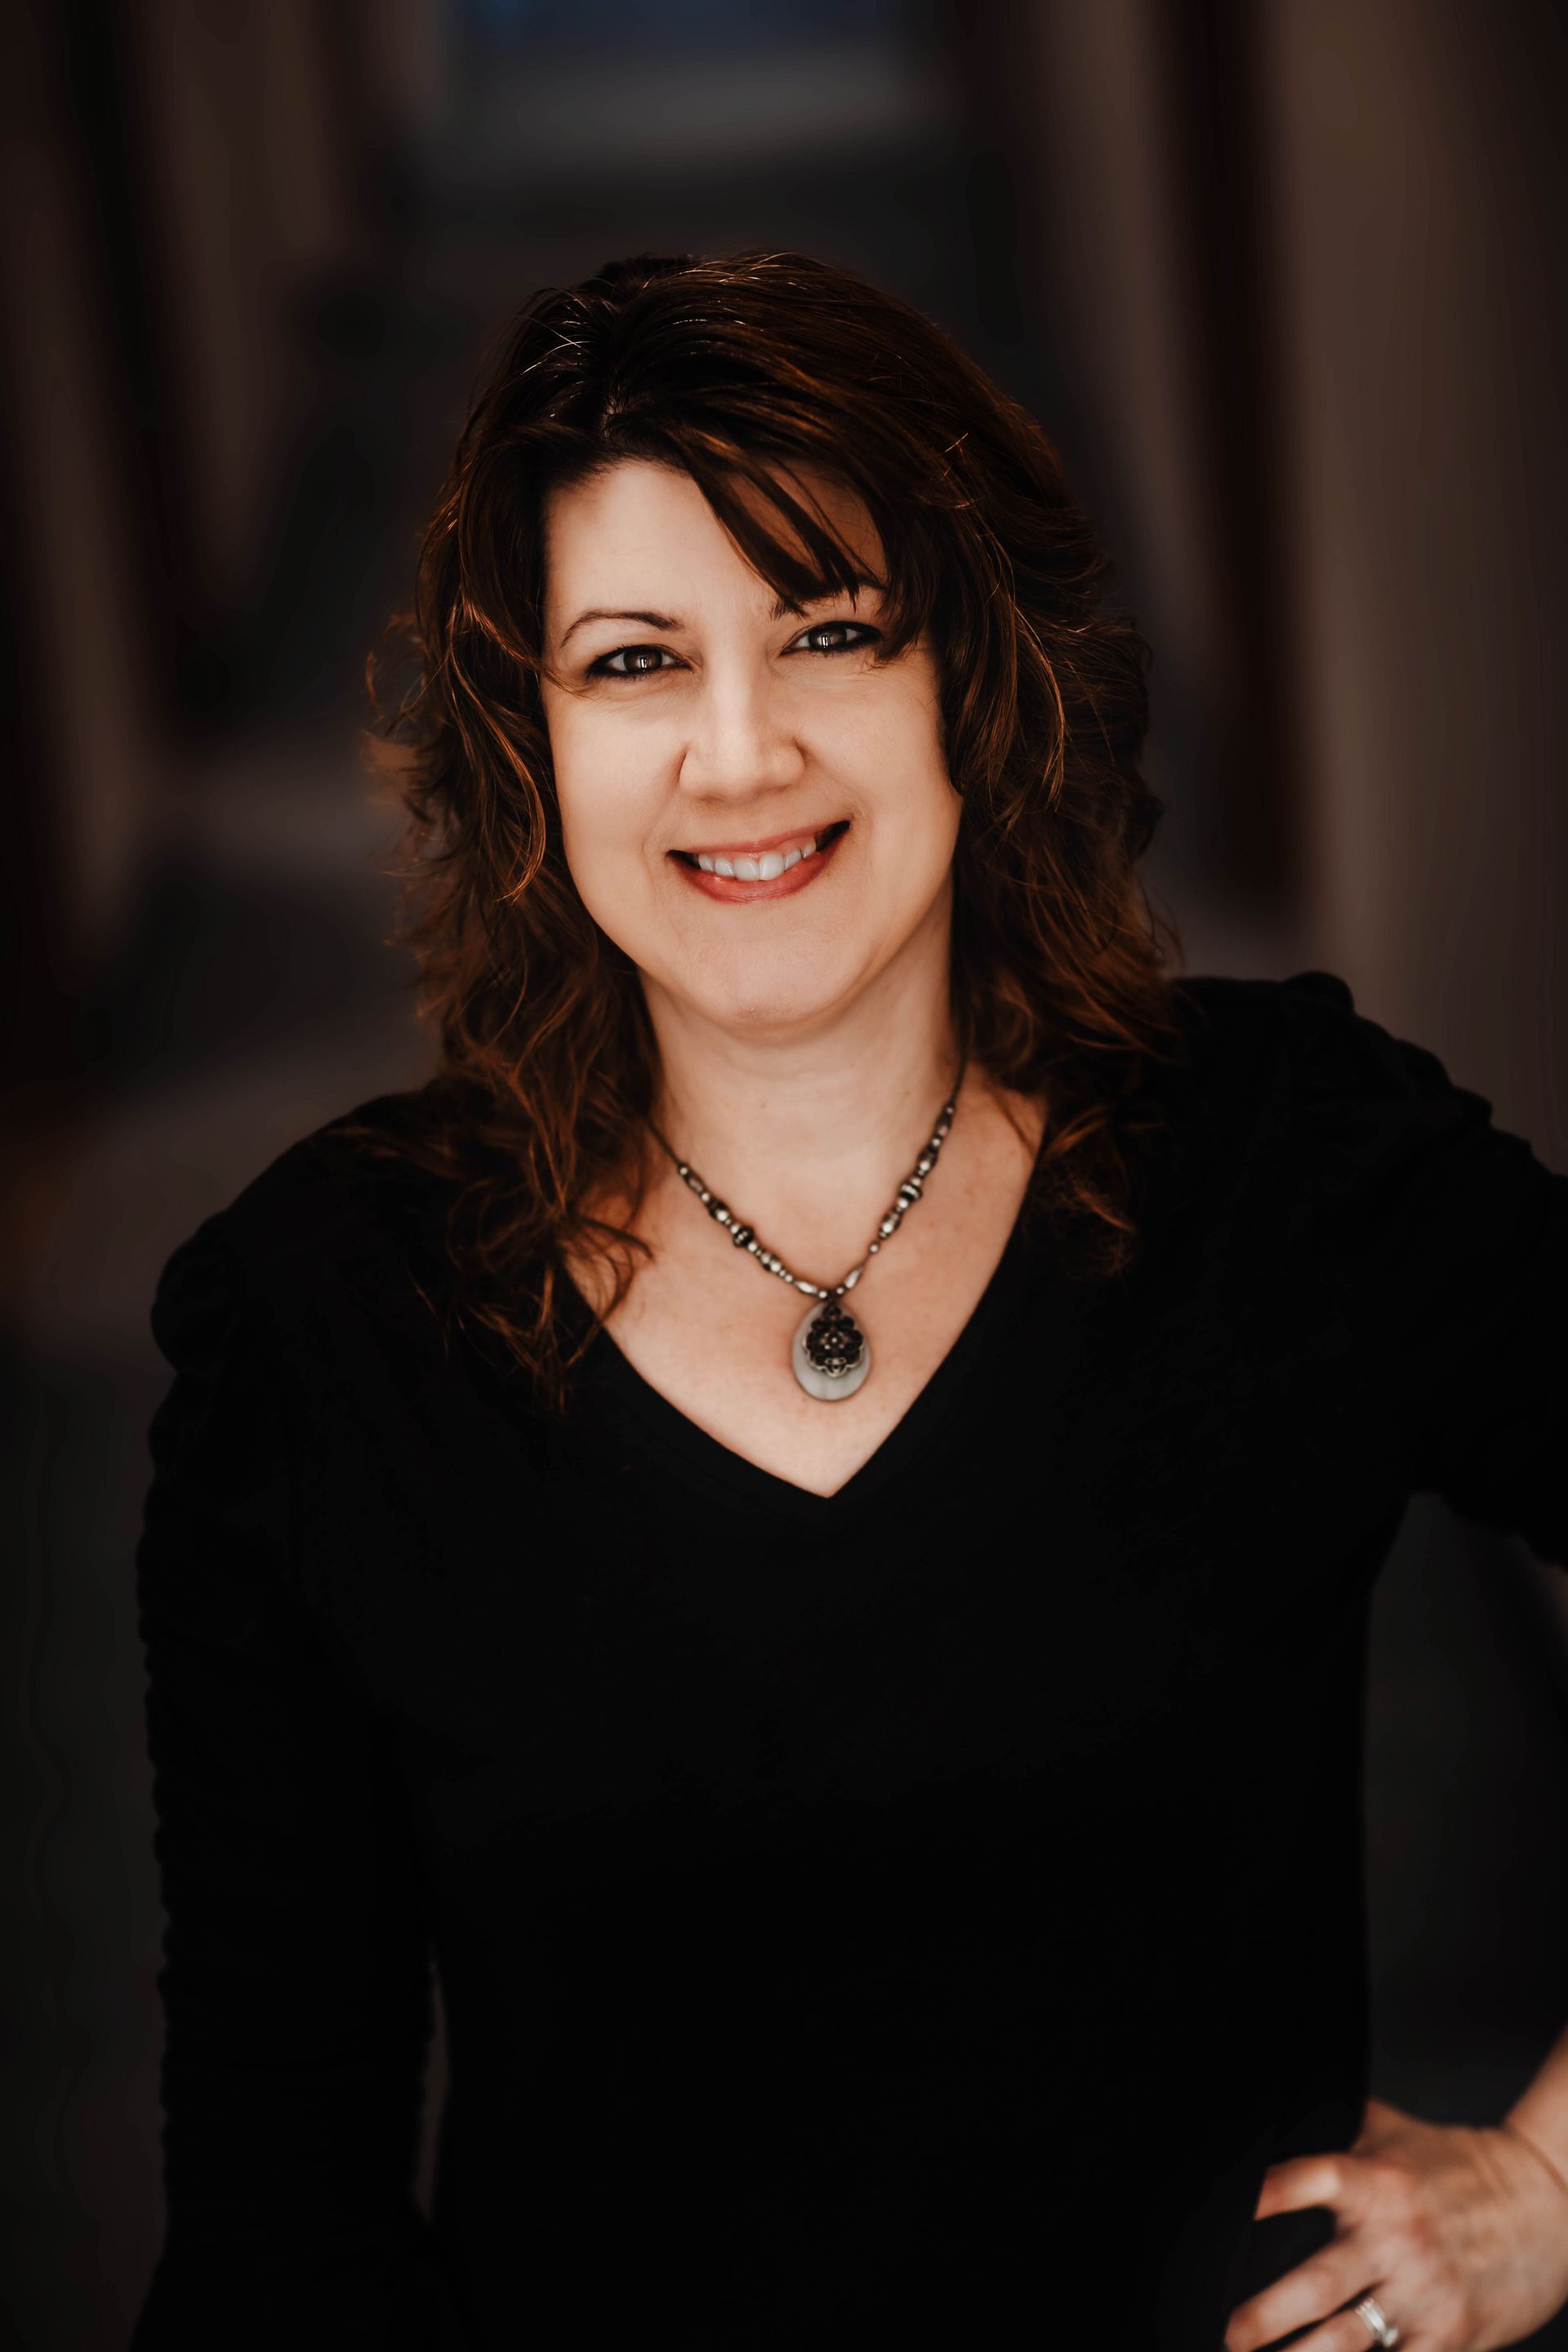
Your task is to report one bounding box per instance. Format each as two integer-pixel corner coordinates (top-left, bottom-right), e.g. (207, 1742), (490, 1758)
(574, 1200), (1058, 1531)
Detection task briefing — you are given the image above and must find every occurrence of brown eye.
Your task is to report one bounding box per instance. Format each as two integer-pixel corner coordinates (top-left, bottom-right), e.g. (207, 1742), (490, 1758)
(793, 621), (880, 657)
(590, 644), (678, 678)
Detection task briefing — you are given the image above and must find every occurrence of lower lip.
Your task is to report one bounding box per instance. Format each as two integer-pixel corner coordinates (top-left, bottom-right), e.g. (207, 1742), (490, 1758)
(670, 826), (849, 903)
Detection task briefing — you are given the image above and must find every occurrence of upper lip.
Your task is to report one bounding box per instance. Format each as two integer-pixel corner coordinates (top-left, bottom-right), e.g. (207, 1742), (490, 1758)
(671, 820), (845, 858)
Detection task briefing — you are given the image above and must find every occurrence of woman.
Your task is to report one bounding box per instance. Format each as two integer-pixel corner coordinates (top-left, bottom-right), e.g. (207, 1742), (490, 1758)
(131, 249), (1568, 2350)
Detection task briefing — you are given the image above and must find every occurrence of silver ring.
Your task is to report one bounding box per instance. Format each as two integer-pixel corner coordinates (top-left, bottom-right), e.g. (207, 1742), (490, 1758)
(1352, 2292), (1401, 2347)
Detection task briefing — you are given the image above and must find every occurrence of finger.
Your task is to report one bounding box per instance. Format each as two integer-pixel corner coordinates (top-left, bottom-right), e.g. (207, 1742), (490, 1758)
(1254, 2149), (1357, 2221)
(1224, 2245), (1374, 2352)
(1257, 2304), (1406, 2352)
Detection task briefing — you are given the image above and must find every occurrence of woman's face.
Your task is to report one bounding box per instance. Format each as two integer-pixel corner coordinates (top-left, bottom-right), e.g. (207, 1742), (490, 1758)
(538, 458), (960, 1040)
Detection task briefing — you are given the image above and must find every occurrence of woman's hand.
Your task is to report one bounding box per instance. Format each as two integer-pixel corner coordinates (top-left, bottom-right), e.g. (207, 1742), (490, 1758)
(1223, 2096), (1568, 2351)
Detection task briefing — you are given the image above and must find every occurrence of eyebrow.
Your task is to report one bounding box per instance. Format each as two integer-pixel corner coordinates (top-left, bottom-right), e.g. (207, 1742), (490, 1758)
(558, 579), (881, 650)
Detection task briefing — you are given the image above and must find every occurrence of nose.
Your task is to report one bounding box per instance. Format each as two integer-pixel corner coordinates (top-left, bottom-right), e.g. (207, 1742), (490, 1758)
(677, 659), (806, 804)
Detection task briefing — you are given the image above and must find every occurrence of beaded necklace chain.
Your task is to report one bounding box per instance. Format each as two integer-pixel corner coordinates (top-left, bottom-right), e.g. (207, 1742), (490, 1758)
(644, 1058), (967, 1400)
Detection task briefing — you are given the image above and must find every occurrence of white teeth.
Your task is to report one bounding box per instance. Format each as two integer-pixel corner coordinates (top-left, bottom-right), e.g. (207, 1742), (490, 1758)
(686, 826), (838, 880)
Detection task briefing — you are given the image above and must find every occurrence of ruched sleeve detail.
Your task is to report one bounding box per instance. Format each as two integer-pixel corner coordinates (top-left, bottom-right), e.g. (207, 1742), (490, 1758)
(131, 1214), (469, 2348)
(1277, 969), (1567, 1568)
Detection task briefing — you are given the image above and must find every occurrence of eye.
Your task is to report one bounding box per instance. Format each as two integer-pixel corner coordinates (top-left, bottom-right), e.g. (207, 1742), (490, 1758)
(791, 620), (880, 657)
(586, 644), (681, 679)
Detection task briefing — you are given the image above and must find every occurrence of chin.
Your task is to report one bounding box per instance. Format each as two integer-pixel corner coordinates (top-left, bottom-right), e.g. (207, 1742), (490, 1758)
(685, 953), (869, 1037)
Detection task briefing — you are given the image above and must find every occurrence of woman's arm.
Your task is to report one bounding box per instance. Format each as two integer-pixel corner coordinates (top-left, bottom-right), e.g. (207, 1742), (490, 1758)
(1275, 969), (1567, 1566)
(131, 1212), (461, 2350)
(1503, 2021), (1568, 2192)
(1227, 976), (1568, 2351)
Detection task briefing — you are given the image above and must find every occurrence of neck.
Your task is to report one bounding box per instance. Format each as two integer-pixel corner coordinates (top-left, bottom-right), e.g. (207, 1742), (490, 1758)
(639, 948), (964, 1263)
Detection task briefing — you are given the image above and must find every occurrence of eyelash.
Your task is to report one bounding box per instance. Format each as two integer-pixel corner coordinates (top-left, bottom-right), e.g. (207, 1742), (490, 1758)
(586, 620), (881, 681)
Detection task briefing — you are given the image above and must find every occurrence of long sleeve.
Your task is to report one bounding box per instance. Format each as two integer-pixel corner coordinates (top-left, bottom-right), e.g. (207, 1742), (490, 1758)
(1278, 969), (1568, 1569)
(131, 1211), (468, 2349)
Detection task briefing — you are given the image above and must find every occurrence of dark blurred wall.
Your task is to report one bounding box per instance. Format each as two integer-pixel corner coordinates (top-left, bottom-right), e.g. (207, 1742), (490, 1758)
(971, 0), (1567, 1163)
(1267, 0), (1567, 1152)
(1, 0), (402, 1217)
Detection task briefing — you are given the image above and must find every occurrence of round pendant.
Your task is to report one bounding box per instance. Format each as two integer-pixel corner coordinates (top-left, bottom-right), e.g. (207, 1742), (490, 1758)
(791, 1295), (872, 1401)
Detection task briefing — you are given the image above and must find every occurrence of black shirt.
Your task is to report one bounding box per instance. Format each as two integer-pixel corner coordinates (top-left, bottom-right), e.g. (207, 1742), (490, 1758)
(129, 969), (1567, 2350)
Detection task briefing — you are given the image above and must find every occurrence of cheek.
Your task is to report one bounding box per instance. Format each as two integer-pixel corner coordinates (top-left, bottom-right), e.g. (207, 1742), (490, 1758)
(864, 704), (960, 861)
(841, 666), (949, 794)
(549, 713), (660, 866)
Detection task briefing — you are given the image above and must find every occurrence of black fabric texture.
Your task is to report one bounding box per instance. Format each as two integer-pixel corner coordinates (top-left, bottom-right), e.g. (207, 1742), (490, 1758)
(128, 970), (1568, 2349)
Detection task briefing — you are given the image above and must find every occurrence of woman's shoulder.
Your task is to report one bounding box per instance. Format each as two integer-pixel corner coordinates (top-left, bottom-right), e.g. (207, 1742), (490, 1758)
(1169, 964), (1357, 1071)
(1167, 965), (1559, 1227)
(147, 1088), (455, 1373)
(1171, 964), (1447, 1116)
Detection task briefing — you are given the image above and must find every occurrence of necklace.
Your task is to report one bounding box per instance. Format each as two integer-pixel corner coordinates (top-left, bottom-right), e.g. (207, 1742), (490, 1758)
(644, 1058), (969, 1401)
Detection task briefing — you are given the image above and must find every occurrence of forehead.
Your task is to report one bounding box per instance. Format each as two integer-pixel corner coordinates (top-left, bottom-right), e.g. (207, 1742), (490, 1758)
(541, 457), (880, 608)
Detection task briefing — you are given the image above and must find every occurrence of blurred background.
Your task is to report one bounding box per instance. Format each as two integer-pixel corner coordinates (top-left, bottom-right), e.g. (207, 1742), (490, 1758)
(3, 1), (1567, 2342)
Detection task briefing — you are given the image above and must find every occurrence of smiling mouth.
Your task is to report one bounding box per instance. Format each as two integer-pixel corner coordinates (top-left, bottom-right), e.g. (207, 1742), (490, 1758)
(670, 818), (850, 880)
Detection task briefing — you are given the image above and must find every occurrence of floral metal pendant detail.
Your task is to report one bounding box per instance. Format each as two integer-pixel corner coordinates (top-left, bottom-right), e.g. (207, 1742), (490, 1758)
(791, 1295), (872, 1401)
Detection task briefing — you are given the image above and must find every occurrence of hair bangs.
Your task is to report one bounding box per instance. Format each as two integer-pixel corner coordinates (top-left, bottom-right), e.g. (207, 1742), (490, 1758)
(669, 439), (930, 664)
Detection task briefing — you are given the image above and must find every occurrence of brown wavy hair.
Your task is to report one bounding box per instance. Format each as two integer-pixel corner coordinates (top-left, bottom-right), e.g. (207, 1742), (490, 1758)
(339, 247), (1188, 1419)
